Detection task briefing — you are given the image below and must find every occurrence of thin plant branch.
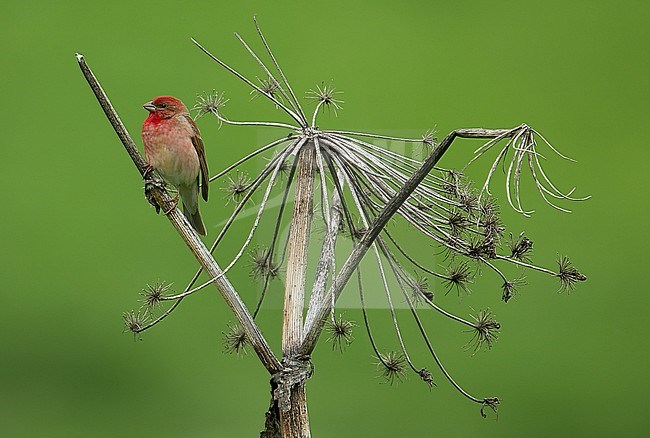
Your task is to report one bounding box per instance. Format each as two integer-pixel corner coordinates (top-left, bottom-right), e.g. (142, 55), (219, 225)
(76, 53), (282, 374)
(233, 32), (298, 114)
(208, 136), (293, 183)
(191, 38), (304, 125)
(304, 172), (345, 329)
(253, 16), (308, 125)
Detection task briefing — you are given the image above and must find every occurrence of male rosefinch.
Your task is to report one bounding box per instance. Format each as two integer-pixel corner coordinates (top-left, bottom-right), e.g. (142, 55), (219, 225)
(142, 96), (209, 235)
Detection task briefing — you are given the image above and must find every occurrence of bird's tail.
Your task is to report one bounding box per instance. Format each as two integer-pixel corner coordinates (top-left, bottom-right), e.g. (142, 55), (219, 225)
(180, 182), (207, 236)
(183, 204), (206, 236)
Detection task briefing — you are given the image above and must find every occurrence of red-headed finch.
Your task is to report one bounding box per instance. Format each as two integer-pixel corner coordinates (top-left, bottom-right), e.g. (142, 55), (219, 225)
(142, 96), (209, 235)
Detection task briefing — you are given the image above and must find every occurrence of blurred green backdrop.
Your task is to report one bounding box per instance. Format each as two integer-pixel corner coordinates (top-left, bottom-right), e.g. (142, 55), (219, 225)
(2, 0), (649, 436)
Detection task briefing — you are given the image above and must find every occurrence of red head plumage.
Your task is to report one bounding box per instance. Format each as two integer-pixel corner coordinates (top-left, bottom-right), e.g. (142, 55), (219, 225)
(143, 95), (189, 120)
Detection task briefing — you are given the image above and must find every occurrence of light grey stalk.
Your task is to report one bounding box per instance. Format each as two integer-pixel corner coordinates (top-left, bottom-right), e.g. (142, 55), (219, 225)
(76, 53), (282, 374)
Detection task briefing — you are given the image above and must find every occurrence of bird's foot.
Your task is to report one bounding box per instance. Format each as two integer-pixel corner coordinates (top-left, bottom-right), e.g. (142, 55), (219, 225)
(163, 196), (179, 215)
(142, 164), (154, 179)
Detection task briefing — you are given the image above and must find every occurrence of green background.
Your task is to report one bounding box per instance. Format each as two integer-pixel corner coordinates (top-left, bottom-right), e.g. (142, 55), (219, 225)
(2, 0), (649, 436)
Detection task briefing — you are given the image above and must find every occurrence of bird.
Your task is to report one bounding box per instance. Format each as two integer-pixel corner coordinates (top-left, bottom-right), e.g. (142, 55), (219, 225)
(141, 96), (209, 235)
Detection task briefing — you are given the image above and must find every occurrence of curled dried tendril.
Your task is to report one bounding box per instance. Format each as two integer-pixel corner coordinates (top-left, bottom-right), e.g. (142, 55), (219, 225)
(464, 124), (590, 216)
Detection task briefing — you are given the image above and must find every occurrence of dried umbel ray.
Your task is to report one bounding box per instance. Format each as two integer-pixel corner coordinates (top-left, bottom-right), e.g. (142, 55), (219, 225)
(124, 18), (588, 417)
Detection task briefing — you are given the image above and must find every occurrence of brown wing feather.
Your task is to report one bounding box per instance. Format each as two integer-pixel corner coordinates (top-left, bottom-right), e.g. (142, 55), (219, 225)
(185, 115), (209, 201)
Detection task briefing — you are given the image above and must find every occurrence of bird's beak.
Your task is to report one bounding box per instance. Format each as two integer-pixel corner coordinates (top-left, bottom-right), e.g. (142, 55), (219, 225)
(143, 101), (156, 113)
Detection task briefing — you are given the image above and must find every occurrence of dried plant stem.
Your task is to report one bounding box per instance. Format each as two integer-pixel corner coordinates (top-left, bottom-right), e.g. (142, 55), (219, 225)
(279, 141), (316, 437)
(282, 142), (316, 355)
(76, 53), (281, 374)
(208, 136), (293, 183)
(304, 174), (344, 330)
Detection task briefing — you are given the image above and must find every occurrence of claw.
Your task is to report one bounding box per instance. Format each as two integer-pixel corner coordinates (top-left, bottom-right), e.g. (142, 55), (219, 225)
(163, 196), (179, 215)
(143, 164), (154, 179)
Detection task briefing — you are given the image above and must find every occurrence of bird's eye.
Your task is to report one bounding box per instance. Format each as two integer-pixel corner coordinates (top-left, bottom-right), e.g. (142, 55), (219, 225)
(159, 103), (168, 108)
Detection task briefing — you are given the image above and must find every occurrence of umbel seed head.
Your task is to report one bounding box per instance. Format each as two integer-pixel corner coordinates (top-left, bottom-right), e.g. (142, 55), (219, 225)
(376, 351), (407, 385)
(223, 323), (250, 356)
(326, 315), (356, 352)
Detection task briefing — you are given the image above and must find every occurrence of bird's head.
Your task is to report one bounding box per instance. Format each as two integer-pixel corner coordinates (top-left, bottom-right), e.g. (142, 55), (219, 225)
(143, 96), (188, 119)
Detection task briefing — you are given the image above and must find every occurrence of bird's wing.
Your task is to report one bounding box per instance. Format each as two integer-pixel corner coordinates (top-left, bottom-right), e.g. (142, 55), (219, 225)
(185, 115), (209, 201)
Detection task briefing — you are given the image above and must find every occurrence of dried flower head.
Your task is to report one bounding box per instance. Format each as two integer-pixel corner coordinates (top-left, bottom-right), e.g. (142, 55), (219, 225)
(509, 232), (534, 262)
(376, 351), (407, 385)
(193, 90), (229, 120)
(223, 323), (249, 355)
(477, 195), (499, 218)
(409, 273), (433, 304)
(122, 309), (149, 337)
(139, 280), (172, 311)
(466, 308), (501, 353)
(557, 256), (587, 292)
(306, 82), (344, 115)
(481, 397), (500, 419)
(418, 368), (435, 388)
(249, 246), (280, 281)
(250, 76), (282, 102)
(466, 236), (496, 260)
(445, 209), (469, 237)
(326, 315), (356, 352)
(456, 185), (479, 214)
(477, 197), (504, 244)
(442, 170), (464, 197)
(222, 171), (251, 204)
(272, 152), (294, 176)
(421, 129), (438, 147)
(501, 277), (527, 303)
(443, 261), (474, 296)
